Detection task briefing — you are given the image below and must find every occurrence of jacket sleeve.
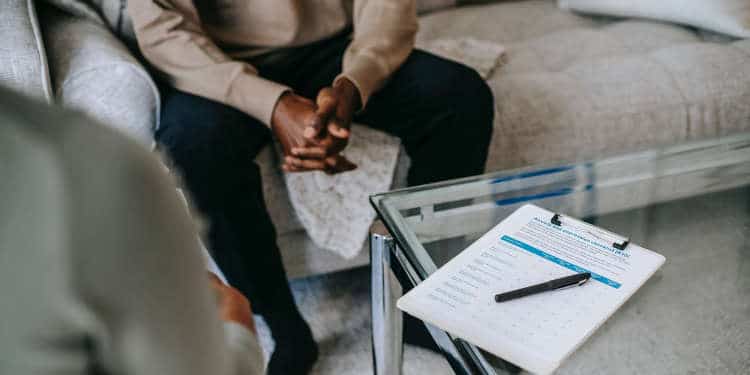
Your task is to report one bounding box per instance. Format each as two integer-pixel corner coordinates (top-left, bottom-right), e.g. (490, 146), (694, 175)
(71, 125), (265, 375)
(337, 0), (418, 107)
(127, 0), (288, 126)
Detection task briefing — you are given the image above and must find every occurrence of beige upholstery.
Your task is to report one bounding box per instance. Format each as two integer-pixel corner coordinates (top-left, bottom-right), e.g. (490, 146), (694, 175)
(418, 0), (750, 171)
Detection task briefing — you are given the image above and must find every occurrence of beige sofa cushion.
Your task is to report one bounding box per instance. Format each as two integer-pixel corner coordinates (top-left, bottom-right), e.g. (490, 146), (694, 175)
(560, 0), (750, 38)
(417, 0), (456, 13)
(417, 0), (750, 171)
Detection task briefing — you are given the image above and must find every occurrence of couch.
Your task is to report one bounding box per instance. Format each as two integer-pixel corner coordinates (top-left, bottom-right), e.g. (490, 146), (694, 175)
(3, 0), (749, 278)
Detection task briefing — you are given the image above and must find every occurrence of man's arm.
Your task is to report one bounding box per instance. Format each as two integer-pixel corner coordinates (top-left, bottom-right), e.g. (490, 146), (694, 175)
(68, 119), (264, 375)
(288, 0), (418, 170)
(338, 0), (419, 108)
(127, 0), (288, 127)
(128, 0), (355, 173)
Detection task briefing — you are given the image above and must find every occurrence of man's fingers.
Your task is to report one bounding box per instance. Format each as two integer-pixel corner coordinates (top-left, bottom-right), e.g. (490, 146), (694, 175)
(316, 87), (338, 116)
(303, 112), (324, 139)
(332, 155), (357, 171)
(325, 155), (358, 174)
(327, 120), (350, 140)
(282, 164), (301, 172)
(311, 87), (337, 139)
(306, 130), (345, 156)
(291, 146), (327, 159)
(284, 156), (326, 171)
(323, 127), (348, 155)
(282, 163), (320, 173)
(282, 154), (357, 174)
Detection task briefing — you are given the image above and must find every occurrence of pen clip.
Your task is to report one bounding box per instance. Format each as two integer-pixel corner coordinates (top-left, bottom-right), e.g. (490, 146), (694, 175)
(550, 213), (630, 250)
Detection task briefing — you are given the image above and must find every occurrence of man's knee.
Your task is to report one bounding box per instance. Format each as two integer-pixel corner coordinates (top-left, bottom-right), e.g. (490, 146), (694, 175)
(433, 62), (494, 171)
(157, 91), (270, 165)
(429, 60), (495, 147)
(408, 52), (494, 125)
(159, 92), (250, 149)
(451, 64), (494, 123)
(156, 91), (269, 200)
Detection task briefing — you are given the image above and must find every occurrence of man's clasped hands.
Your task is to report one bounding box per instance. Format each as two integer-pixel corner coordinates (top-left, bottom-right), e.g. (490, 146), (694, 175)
(271, 77), (361, 174)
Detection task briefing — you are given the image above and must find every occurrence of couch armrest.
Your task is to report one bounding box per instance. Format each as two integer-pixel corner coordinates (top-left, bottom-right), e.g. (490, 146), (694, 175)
(0, 0), (53, 101)
(40, 5), (159, 145)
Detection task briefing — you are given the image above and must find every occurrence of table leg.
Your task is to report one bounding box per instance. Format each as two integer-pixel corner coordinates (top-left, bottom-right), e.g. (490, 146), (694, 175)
(370, 222), (403, 375)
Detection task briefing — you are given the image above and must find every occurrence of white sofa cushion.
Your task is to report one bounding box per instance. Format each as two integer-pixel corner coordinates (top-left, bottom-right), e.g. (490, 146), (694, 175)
(560, 0), (750, 38)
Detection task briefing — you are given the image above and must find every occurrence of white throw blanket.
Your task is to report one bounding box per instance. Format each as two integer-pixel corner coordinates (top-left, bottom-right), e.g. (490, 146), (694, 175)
(284, 37), (506, 258)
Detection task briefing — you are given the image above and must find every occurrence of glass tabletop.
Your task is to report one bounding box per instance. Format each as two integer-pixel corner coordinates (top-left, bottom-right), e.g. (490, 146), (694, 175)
(371, 134), (750, 374)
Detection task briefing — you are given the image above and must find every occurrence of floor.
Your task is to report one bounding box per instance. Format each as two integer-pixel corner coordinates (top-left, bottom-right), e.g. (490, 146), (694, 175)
(255, 267), (454, 375)
(255, 188), (750, 375)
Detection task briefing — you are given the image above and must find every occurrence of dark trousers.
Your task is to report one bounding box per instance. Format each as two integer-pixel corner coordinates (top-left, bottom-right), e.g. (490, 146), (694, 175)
(156, 34), (494, 328)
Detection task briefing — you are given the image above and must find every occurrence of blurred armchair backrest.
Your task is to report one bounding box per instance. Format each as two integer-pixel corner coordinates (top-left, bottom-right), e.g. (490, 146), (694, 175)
(0, 0), (160, 145)
(43, 0), (138, 46)
(0, 0), (53, 101)
(39, 4), (160, 144)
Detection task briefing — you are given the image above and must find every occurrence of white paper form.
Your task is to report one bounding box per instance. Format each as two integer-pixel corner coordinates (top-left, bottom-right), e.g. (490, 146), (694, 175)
(397, 204), (665, 374)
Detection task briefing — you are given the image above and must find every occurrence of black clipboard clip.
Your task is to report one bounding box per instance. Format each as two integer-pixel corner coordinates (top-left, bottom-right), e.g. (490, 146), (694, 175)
(551, 213), (630, 250)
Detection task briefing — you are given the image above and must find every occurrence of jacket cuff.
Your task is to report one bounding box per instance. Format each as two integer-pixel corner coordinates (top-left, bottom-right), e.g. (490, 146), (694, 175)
(337, 54), (388, 109)
(227, 73), (290, 128)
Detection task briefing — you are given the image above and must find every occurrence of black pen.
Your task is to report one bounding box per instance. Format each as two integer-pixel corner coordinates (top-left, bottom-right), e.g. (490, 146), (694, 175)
(494, 272), (591, 303)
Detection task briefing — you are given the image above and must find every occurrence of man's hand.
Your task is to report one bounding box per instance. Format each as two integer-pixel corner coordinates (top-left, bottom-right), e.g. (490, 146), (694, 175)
(272, 92), (356, 174)
(285, 78), (361, 170)
(208, 273), (256, 334)
(271, 92), (321, 158)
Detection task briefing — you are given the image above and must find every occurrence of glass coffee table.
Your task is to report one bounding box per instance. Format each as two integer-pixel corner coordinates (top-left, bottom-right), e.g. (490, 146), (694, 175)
(369, 134), (750, 375)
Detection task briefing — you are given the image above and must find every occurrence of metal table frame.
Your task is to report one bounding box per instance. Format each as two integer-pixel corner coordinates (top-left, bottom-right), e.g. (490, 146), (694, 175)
(370, 221), (498, 375)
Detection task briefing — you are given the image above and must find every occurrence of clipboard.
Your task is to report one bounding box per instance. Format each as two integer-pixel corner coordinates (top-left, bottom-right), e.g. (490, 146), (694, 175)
(550, 213), (630, 250)
(397, 204), (665, 374)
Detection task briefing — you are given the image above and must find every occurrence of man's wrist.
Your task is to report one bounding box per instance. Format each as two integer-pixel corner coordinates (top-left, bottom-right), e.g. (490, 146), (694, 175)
(271, 90), (293, 130)
(334, 77), (362, 112)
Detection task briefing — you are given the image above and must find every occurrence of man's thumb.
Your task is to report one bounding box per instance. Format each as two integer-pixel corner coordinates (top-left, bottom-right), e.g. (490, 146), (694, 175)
(316, 87), (338, 116)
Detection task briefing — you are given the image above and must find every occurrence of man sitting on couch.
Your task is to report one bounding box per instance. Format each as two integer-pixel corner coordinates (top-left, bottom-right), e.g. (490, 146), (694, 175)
(127, 1), (493, 373)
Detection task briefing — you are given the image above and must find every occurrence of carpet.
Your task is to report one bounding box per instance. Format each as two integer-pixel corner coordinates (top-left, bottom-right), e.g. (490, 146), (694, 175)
(255, 267), (455, 374)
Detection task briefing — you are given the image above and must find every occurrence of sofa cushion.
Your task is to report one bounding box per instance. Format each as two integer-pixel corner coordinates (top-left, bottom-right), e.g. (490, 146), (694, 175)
(417, 0), (750, 171)
(418, 0), (456, 13)
(40, 5), (159, 145)
(560, 0), (750, 39)
(0, 0), (52, 101)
